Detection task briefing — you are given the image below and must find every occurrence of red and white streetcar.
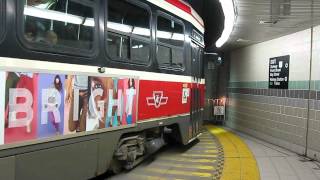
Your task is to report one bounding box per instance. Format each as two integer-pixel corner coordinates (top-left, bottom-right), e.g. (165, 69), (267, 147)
(0, 0), (205, 179)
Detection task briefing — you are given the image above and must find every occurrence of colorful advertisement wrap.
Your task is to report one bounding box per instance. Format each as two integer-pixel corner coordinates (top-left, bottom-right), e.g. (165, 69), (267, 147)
(1, 72), (138, 145)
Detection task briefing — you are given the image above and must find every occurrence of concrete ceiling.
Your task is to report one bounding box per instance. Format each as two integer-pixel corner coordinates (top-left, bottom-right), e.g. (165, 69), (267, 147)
(227, 0), (320, 50)
(187, 0), (320, 52)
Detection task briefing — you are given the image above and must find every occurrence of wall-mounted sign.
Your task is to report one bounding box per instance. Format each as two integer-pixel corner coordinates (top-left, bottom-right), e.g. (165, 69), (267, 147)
(269, 55), (290, 89)
(214, 106), (225, 116)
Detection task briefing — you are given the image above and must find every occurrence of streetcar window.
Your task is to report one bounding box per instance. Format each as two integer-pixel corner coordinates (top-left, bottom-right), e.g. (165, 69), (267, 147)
(156, 15), (185, 69)
(23, 0), (95, 51)
(157, 16), (184, 47)
(107, 0), (151, 64)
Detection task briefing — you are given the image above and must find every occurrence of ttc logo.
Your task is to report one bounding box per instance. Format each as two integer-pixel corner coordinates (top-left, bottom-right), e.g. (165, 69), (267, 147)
(146, 91), (168, 108)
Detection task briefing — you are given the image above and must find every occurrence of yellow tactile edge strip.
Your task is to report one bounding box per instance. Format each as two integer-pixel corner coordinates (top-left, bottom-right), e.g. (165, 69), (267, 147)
(206, 125), (260, 180)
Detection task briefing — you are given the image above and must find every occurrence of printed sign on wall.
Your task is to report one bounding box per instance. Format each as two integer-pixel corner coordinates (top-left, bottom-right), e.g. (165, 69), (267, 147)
(1, 72), (138, 145)
(269, 55), (290, 89)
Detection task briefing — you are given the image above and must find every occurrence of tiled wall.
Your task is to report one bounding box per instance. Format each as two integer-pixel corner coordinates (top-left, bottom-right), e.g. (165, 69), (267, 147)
(227, 84), (309, 154)
(227, 25), (320, 159)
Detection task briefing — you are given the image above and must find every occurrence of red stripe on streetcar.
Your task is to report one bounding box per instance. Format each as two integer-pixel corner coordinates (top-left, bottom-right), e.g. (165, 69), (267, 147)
(165, 0), (204, 27)
(165, 0), (192, 14)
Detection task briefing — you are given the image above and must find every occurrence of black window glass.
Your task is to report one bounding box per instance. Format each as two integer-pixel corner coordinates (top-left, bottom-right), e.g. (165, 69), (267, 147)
(131, 39), (150, 63)
(107, 33), (129, 59)
(23, 0), (95, 50)
(157, 16), (184, 47)
(157, 45), (171, 66)
(172, 49), (184, 67)
(107, 0), (151, 64)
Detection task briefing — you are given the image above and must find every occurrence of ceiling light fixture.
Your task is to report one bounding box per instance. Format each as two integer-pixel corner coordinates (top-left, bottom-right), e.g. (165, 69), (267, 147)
(215, 0), (236, 48)
(259, 20), (278, 25)
(236, 38), (250, 43)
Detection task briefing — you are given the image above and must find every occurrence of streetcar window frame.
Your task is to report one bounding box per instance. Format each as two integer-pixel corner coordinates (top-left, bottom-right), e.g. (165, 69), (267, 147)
(0, 0), (5, 42)
(156, 11), (186, 71)
(17, 0), (99, 58)
(105, 0), (152, 66)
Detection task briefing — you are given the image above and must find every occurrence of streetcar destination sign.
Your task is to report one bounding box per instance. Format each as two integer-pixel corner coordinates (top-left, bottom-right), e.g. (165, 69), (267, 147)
(269, 55), (290, 89)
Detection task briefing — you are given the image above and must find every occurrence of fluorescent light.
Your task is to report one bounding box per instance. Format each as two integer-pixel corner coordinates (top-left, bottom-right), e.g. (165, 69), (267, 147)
(236, 38), (250, 43)
(24, 6), (94, 27)
(158, 31), (185, 41)
(157, 31), (172, 39)
(107, 23), (150, 36)
(107, 21), (132, 33)
(132, 27), (150, 36)
(172, 33), (184, 41)
(132, 45), (143, 49)
(215, 0), (236, 48)
(83, 19), (95, 27)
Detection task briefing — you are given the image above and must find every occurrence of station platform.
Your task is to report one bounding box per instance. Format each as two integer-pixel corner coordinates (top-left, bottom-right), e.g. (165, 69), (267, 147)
(108, 126), (320, 180)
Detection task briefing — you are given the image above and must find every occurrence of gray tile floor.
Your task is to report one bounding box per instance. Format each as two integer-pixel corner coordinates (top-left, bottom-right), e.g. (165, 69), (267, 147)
(233, 130), (320, 180)
(101, 127), (320, 180)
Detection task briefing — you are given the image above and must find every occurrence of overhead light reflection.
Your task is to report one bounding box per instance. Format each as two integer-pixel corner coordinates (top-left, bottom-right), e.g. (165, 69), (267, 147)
(157, 31), (172, 39)
(132, 45), (144, 49)
(158, 31), (184, 41)
(107, 22), (132, 33)
(24, 6), (95, 27)
(107, 21), (185, 41)
(172, 33), (184, 41)
(132, 27), (150, 36)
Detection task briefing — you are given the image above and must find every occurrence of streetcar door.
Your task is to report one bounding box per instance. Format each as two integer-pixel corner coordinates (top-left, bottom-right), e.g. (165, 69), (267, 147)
(190, 41), (202, 138)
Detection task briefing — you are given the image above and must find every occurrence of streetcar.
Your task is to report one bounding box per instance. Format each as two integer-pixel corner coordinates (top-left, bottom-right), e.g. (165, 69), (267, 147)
(0, 0), (205, 179)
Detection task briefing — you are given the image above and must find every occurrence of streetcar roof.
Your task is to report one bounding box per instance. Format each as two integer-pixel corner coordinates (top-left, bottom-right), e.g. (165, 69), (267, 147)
(147, 0), (204, 34)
